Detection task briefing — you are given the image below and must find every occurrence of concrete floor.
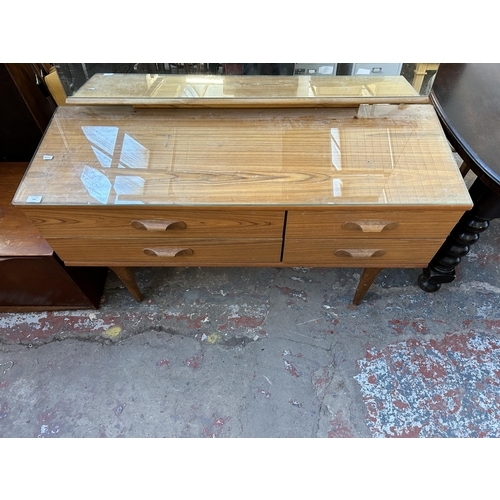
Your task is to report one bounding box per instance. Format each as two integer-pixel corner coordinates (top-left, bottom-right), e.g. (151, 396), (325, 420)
(2, 171), (500, 438)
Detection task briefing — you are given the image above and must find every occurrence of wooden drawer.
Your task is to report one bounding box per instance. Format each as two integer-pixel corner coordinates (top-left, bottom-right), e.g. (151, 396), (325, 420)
(22, 207), (285, 239)
(49, 237), (283, 265)
(286, 209), (464, 239)
(282, 238), (445, 267)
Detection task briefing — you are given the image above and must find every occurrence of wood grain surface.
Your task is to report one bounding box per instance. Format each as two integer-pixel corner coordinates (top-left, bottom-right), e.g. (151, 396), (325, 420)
(13, 105), (472, 209)
(19, 207), (285, 238)
(1, 163), (53, 256)
(285, 208), (466, 239)
(282, 238), (444, 267)
(49, 237), (283, 264)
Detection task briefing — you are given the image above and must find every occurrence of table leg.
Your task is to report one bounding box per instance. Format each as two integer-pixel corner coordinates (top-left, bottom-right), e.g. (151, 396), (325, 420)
(110, 267), (143, 302)
(353, 268), (383, 305)
(419, 177), (500, 292)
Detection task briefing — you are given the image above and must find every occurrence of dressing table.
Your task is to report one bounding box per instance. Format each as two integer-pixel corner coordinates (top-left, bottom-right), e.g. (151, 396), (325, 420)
(12, 73), (472, 304)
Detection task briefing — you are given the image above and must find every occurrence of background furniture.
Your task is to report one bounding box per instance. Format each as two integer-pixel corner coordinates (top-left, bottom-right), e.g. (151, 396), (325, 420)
(419, 63), (500, 292)
(1, 163), (107, 311)
(0, 64), (108, 310)
(351, 63), (402, 76)
(0, 63), (56, 162)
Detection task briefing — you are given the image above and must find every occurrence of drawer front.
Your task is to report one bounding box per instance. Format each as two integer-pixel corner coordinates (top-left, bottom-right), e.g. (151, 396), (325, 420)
(49, 237), (283, 265)
(23, 208), (285, 239)
(286, 209), (463, 239)
(283, 238), (445, 267)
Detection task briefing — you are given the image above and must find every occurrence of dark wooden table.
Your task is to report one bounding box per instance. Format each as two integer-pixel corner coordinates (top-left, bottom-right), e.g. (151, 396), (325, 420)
(419, 63), (500, 292)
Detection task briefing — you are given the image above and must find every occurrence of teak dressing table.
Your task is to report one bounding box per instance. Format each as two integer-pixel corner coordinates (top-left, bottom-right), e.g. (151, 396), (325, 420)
(12, 74), (472, 304)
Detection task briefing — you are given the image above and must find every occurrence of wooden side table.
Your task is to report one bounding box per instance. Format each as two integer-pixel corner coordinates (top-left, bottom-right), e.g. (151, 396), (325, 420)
(1, 163), (107, 311)
(418, 64), (500, 292)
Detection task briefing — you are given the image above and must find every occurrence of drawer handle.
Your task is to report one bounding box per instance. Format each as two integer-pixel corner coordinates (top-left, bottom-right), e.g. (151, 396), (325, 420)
(131, 220), (187, 232)
(342, 220), (399, 233)
(143, 247), (194, 258)
(335, 249), (386, 258)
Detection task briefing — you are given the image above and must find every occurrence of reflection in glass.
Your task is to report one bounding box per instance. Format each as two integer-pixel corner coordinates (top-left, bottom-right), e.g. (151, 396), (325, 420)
(119, 133), (150, 169)
(331, 129), (342, 170)
(91, 146), (112, 168)
(81, 165), (111, 204)
(114, 175), (145, 204)
(80, 126), (148, 204)
(82, 126), (118, 154)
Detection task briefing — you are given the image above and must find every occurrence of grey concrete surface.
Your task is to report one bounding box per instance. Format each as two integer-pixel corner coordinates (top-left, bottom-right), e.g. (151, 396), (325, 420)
(2, 170), (500, 438)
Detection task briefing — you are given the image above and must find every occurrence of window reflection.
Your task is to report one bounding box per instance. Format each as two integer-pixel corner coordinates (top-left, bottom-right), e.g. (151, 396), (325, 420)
(119, 133), (149, 169)
(82, 126), (118, 156)
(38, 105), (428, 206)
(80, 165), (111, 204)
(113, 175), (146, 204)
(80, 125), (148, 204)
(327, 126), (395, 200)
(331, 128), (342, 170)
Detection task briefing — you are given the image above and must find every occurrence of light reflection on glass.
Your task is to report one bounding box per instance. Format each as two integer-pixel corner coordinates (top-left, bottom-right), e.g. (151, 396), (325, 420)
(331, 128), (342, 170)
(119, 133), (149, 169)
(329, 126), (396, 201)
(332, 178), (342, 197)
(113, 175), (145, 204)
(82, 126), (118, 155)
(91, 145), (112, 168)
(80, 165), (111, 204)
(186, 77), (224, 85)
(80, 126), (148, 204)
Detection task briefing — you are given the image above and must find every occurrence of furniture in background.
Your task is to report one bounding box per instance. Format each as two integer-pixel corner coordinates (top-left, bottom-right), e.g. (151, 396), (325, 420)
(412, 63), (439, 94)
(44, 66), (67, 106)
(1, 163), (107, 311)
(0, 63), (56, 162)
(0, 64), (108, 311)
(419, 63), (500, 292)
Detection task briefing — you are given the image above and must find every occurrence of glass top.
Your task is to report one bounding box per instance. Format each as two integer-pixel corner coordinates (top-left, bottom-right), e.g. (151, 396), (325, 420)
(13, 103), (471, 208)
(57, 63), (438, 107)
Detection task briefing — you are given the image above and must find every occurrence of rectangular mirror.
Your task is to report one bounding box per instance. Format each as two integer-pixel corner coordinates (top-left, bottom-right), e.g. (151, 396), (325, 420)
(55, 63), (439, 108)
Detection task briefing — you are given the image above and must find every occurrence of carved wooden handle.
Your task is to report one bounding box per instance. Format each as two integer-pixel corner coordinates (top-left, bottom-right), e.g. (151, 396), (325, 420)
(342, 220), (399, 233)
(143, 247), (194, 258)
(131, 220), (186, 232)
(334, 249), (386, 258)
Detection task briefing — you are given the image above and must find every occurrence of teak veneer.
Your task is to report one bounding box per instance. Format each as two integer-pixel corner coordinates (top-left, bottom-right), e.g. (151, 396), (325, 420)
(13, 103), (472, 304)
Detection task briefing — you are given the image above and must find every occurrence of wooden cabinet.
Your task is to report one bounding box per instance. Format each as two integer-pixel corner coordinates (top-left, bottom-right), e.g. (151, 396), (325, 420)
(0, 64), (56, 162)
(12, 90), (473, 304)
(1, 163), (107, 311)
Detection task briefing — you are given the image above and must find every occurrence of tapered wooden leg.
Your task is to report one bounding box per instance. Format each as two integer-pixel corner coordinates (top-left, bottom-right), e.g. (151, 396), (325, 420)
(110, 267), (143, 302)
(353, 268), (383, 305)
